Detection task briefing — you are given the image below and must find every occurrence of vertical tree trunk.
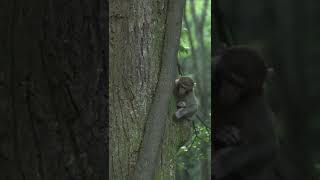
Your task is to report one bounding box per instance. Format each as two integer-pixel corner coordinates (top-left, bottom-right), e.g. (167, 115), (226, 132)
(109, 0), (185, 180)
(0, 1), (108, 180)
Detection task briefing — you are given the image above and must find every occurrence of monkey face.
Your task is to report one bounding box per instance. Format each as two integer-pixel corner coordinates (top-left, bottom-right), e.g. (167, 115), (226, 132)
(213, 46), (267, 91)
(175, 76), (194, 98)
(178, 86), (187, 96)
(217, 79), (243, 106)
(213, 46), (268, 107)
(214, 65), (247, 107)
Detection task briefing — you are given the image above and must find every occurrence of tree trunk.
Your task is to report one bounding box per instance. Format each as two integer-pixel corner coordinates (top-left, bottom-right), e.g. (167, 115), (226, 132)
(109, 1), (186, 180)
(0, 1), (108, 180)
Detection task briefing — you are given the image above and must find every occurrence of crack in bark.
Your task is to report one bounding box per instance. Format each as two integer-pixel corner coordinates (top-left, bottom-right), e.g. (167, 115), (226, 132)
(25, 75), (46, 180)
(9, 0), (25, 179)
(40, 42), (75, 180)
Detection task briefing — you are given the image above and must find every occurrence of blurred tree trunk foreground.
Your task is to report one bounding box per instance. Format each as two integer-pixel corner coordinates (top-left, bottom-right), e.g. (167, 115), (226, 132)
(0, 0), (108, 180)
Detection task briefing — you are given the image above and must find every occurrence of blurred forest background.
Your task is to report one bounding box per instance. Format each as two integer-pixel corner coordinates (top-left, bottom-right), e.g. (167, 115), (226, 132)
(214, 0), (320, 179)
(176, 0), (211, 179)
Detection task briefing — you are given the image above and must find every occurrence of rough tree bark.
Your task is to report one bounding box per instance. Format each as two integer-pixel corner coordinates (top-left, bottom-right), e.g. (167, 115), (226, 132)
(109, 0), (186, 180)
(0, 0), (108, 180)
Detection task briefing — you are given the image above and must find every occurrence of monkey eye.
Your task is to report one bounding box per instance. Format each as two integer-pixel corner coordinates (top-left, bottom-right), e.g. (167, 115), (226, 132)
(213, 68), (246, 89)
(230, 73), (246, 84)
(224, 73), (246, 88)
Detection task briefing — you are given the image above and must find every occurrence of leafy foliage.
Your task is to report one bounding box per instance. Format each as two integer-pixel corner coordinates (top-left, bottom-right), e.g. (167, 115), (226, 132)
(176, 0), (211, 179)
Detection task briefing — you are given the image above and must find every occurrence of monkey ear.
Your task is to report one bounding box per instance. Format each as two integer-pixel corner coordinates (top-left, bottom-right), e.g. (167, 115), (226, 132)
(221, 43), (228, 49)
(175, 78), (180, 85)
(266, 68), (275, 81)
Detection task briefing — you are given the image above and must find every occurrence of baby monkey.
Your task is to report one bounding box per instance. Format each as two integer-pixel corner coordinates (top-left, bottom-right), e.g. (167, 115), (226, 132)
(173, 76), (198, 121)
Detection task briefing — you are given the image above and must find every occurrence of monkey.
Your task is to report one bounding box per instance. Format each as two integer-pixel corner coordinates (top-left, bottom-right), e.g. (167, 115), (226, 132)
(173, 76), (198, 149)
(173, 76), (198, 121)
(213, 46), (279, 180)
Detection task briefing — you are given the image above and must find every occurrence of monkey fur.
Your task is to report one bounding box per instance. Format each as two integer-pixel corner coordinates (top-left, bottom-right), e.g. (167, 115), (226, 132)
(173, 76), (198, 121)
(213, 46), (278, 180)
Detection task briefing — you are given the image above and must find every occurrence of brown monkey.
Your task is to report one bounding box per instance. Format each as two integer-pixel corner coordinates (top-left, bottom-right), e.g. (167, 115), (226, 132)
(173, 76), (198, 120)
(213, 46), (279, 180)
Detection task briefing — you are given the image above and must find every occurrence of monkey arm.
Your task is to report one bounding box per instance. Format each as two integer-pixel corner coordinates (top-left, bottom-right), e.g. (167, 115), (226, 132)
(213, 141), (276, 179)
(175, 104), (198, 119)
(215, 126), (241, 148)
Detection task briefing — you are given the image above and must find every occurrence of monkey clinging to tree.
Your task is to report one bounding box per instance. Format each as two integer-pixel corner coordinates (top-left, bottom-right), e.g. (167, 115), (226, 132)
(173, 76), (198, 121)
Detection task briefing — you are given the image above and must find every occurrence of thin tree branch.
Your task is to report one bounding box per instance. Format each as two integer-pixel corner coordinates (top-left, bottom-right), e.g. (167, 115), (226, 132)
(199, 0), (209, 28)
(183, 13), (203, 95)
